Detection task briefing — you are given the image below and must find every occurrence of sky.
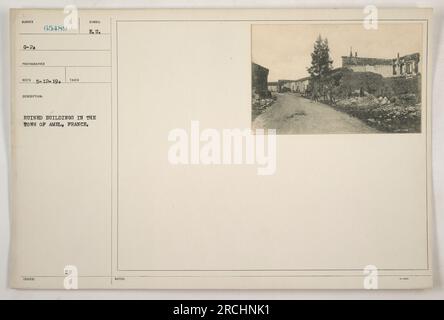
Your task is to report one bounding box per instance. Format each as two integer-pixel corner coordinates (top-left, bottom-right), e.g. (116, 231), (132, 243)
(252, 23), (423, 82)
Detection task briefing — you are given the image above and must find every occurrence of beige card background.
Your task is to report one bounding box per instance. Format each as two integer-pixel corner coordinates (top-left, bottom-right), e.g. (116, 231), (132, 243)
(9, 8), (432, 289)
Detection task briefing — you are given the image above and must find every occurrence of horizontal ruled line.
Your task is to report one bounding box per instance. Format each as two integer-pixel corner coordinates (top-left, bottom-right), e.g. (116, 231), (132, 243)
(18, 65), (111, 68)
(19, 82), (111, 84)
(19, 33), (111, 35)
(20, 49), (111, 52)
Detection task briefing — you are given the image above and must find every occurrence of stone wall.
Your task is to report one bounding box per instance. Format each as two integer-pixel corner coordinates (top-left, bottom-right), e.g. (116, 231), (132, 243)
(252, 63), (270, 98)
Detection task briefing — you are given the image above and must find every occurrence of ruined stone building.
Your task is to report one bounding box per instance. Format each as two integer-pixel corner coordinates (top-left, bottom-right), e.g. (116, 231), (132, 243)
(291, 76), (310, 94)
(267, 81), (278, 92)
(277, 80), (294, 92)
(392, 53), (421, 77)
(341, 49), (421, 78)
(275, 77), (310, 94)
(342, 50), (393, 77)
(252, 62), (270, 98)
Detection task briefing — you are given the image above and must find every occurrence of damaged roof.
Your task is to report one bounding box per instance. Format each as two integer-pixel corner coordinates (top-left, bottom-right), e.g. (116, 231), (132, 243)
(342, 56), (393, 66)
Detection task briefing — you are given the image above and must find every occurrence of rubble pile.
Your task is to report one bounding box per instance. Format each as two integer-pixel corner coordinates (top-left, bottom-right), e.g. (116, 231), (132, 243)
(334, 94), (421, 133)
(252, 97), (275, 120)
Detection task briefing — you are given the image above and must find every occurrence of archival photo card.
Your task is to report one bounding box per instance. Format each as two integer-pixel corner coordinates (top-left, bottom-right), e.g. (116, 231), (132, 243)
(9, 8), (432, 289)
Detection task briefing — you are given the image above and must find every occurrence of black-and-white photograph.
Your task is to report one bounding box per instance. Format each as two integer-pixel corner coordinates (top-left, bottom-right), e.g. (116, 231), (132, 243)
(251, 23), (423, 134)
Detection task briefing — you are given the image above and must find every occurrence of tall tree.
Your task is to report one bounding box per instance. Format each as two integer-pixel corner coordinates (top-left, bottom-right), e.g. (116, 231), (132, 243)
(307, 35), (333, 101)
(307, 35), (333, 79)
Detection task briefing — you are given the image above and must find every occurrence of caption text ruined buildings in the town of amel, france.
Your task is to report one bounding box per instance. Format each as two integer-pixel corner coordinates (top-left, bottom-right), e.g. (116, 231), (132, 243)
(252, 50), (421, 97)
